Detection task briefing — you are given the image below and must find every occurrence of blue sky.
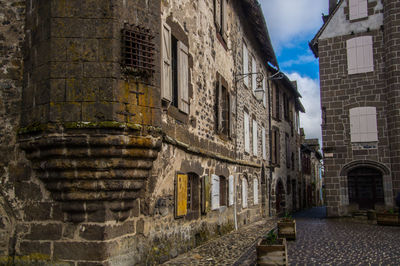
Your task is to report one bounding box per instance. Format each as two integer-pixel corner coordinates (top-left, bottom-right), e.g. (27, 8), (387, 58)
(260, 0), (329, 143)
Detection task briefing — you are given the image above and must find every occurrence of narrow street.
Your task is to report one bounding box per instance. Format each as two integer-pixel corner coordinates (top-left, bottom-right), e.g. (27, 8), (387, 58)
(289, 207), (400, 265)
(164, 207), (400, 265)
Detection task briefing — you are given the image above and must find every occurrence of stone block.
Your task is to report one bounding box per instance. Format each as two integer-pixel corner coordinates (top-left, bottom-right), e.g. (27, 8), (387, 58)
(83, 62), (117, 78)
(27, 223), (62, 240)
(50, 79), (66, 102)
(81, 102), (114, 122)
(19, 241), (51, 256)
(54, 241), (108, 261)
(51, 0), (82, 18)
(51, 18), (83, 38)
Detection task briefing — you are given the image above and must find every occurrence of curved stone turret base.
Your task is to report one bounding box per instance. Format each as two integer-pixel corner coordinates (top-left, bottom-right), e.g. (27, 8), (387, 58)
(19, 122), (162, 223)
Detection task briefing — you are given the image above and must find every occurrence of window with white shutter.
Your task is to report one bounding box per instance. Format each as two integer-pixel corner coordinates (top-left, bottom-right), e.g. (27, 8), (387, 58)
(228, 175), (234, 206)
(243, 42), (249, 87)
(253, 178), (258, 205)
(350, 107), (378, 142)
(262, 126), (266, 160)
(347, 36), (373, 75)
(242, 178), (248, 208)
(263, 77), (267, 108)
(162, 23), (172, 101)
(252, 57), (257, 93)
(215, 0), (228, 42)
(178, 42), (189, 114)
(244, 111), (250, 153)
(349, 0), (368, 21)
(252, 119), (258, 156)
(211, 174), (220, 210)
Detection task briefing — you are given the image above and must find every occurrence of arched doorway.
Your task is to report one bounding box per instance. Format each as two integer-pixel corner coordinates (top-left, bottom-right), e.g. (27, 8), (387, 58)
(275, 180), (286, 215)
(348, 167), (384, 210)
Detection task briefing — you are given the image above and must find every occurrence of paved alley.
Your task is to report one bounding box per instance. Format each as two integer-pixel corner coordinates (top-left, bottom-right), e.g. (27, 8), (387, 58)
(288, 207), (400, 265)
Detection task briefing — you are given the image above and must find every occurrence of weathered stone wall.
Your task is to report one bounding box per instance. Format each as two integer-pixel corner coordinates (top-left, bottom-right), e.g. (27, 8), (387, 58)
(0, 0), (25, 258)
(318, 1), (391, 216)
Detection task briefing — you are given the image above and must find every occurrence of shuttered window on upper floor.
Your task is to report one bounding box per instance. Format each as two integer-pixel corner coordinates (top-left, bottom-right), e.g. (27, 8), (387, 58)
(214, 0), (228, 42)
(244, 111), (250, 153)
(349, 0), (368, 21)
(252, 119), (258, 156)
(161, 23), (189, 114)
(243, 41), (249, 87)
(252, 57), (257, 93)
(347, 36), (373, 75)
(349, 106), (378, 142)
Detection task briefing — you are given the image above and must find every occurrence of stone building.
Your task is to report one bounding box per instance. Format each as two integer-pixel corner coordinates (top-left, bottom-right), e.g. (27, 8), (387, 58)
(0, 0), (305, 264)
(310, 0), (400, 216)
(269, 77), (305, 215)
(303, 139), (323, 207)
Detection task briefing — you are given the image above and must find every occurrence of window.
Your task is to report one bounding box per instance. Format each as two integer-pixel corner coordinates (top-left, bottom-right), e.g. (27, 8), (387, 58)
(242, 177), (248, 208)
(283, 93), (289, 121)
(253, 178), (259, 205)
(263, 76), (267, 108)
(272, 83), (280, 120)
(243, 41), (249, 87)
(291, 152), (295, 171)
(349, 0), (368, 21)
(271, 127), (280, 165)
(220, 176), (228, 207)
(161, 23), (189, 113)
(349, 107), (378, 142)
(286, 133), (290, 169)
(286, 176), (291, 195)
(244, 111), (250, 153)
(187, 173), (200, 220)
(214, 0), (228, 42)
(347, 36), (373, 75)
(211, 174), (220, 210)
(175, 173), (188, 218)
(252, 119), (258, 156)
(252, 57), (257, 93)
(262, 126), (266, 160)
(216, 74), (231, 137)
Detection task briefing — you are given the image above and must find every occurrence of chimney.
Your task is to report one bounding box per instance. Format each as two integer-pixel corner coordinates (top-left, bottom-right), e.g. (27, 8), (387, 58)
(329, 0), (337, 15)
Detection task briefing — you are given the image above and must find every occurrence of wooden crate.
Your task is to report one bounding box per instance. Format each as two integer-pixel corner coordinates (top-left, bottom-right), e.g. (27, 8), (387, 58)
(376, 213), (399, 226)
(277, 219), (296, 240)
(256, 238), (288, 266)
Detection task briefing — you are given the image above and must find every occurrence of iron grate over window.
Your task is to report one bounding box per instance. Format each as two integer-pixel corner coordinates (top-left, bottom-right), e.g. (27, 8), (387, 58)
(121, 24), (155, 76)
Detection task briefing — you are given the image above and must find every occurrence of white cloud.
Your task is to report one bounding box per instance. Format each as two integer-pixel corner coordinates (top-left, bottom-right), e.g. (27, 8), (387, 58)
(286, 72), (322, 144)
(280, 54), (316, 68)
(260, 0), (327, 51)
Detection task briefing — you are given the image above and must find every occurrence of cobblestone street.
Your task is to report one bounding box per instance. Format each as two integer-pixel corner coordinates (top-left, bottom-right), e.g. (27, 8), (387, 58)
(163, 207), (400, 265)
(288, 207), (400, 265)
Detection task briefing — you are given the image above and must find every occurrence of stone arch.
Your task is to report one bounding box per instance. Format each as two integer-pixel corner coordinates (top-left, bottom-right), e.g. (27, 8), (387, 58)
(339, 160), (393, 210)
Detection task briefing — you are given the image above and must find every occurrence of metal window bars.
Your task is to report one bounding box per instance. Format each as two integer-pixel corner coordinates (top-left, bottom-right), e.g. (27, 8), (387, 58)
(121, 24), (155, 77)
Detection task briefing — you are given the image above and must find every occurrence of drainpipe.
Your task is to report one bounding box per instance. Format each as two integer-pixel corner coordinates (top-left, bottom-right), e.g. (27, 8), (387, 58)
(267, 74), (273, 217)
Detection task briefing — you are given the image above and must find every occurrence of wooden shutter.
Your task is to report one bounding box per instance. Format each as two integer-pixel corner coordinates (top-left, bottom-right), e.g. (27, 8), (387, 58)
(358, 0), (368, 19)
(216, 75), (222, 133)
(350, 107), (361, 142)
(271, 129), (276, 164)
(211, 174), (220, 210)
(263, 77), (267, 107)
(228, 92), (233, 137)
(244, 112), (250, 153)
(276, 129), (281, 165)
(221, 0), (228, 41)
(262, 127), (266, 160)
(178, 41), (189, 113)
(201, 175), (211, 214)
(272, 83), (276, 118)
(230, 93), (235, 137)
(162, 23), (172, 101)
(243, 42), (249, 87)
(360, 36), (373, 73)
(253, 179), (258, 205)
(242, 178), (248, 208)
(228, 175), (234, 206)
(365, 107), (378, 142)
(349, 0), (358, 20)
(175, 174), (188, 217)
(252, 57), (257, 92)
(252, 119), (258, 156)
(214, 0), (221, 32)
(347, 38), (357, 74)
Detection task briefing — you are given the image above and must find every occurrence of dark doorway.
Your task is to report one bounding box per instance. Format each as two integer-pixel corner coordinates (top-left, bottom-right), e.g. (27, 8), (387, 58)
(276, 180), (286, 215)
(348, 167), (384, 210)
